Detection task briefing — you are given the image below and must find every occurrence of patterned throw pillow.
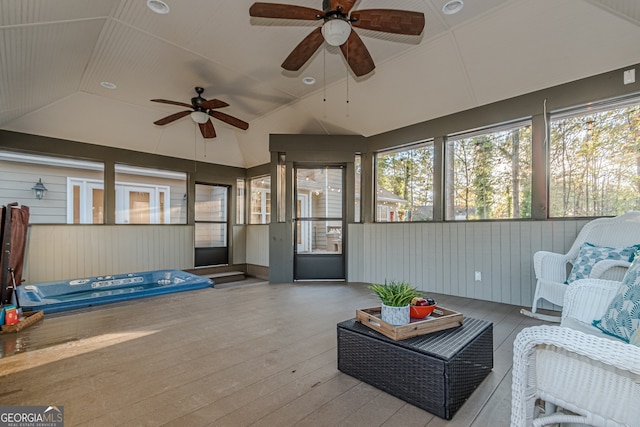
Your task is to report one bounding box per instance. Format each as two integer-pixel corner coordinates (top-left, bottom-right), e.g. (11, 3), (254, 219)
(593, 255), (640, 342)
(566, 242), (640, 283)
(631, 328), (640, 347)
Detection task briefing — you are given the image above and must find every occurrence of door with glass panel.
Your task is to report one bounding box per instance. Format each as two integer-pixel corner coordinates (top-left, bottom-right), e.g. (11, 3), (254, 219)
(294, 166), (345, 280)
(194, 184), (229, 267)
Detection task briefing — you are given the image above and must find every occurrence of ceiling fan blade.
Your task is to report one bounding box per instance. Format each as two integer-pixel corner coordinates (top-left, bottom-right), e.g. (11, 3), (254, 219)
(153, 110), (191, 126)
(340, 30), (375, 77)
(329, 0), (358, 14)
(151, 99), (194, 109)
(200, 99), (229, 110)
(210, 111), (249, 130)
(351, 9), (425, 35)
(281, 27), (324, 71)
(249, 2), (323, 20)
(199, 120), (216, 138)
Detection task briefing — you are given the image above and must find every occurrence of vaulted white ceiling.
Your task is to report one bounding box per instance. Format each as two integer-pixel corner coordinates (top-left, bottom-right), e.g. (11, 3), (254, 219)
(1, 0), (639, 168)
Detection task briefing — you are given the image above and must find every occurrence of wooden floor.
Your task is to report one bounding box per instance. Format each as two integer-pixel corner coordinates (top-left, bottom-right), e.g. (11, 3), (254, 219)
(0, 280), (548, 426)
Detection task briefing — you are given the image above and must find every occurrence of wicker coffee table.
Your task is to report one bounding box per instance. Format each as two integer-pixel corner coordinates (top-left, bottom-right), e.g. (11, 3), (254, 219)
(337, 317), (493, 420)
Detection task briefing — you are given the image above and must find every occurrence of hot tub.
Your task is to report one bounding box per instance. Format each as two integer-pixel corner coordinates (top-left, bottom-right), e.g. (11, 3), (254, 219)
(16, 269), (214, 313)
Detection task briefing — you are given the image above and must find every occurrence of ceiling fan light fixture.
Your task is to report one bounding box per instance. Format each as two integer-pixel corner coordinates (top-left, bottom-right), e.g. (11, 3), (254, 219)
(190, 111), (209, 124)
(302, 76), (316, 85)
(321, 19), (351, 47)
(147, 0), (170, 14)
(442, 0), (464, 15)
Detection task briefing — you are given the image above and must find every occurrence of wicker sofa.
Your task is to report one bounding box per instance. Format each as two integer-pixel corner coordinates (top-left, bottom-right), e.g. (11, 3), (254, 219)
(511, 279), (640, 426)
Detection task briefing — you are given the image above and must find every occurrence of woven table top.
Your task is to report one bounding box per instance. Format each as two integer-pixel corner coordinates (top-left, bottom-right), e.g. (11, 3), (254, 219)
(338, 317), (492, 361)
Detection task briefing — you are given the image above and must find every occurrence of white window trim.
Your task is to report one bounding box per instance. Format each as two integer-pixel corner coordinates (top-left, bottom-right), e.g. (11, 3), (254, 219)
(115, 181), (171, 224)
(67, 178), (104, 224)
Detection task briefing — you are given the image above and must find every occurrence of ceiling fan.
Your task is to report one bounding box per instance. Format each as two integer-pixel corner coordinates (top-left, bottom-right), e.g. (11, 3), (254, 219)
(249, 0), (425, 77)
(151, 87), (249, 139)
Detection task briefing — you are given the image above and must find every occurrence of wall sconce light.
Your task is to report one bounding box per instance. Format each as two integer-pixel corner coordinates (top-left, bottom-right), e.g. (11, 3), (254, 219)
(32, 178), (48, 200)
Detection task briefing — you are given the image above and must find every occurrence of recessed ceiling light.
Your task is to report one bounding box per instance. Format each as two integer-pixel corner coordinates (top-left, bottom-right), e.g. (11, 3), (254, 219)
(302, 76), (316, 85)
(442, 0), (463, 15)
(100, 81), (117, 89)
(147, 0), (170, 14)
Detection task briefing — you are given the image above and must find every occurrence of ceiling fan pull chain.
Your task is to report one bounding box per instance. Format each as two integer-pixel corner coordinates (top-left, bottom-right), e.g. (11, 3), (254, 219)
(204, 134), (207, 158)
(323, 47), (327, 103)
(346, 42), (350, 106)
(193, 123), (198, 159)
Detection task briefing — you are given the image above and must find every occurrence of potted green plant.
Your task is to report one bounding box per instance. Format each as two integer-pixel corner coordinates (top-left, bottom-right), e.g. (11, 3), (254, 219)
(369, 280), (421, 325)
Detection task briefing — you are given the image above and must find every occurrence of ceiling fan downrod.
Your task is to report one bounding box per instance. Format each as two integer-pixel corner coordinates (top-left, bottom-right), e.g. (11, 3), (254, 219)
(191, 87), (207, 111)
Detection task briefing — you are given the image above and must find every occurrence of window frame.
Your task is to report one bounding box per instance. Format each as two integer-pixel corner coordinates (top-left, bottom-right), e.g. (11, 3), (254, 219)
(375, 140), (435, 223)
(548, 95), (640, 218)
(444, 119), (533, 221)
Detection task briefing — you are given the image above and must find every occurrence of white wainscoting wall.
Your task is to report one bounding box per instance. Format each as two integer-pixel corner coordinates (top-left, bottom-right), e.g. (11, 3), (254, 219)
(246, 224), (269, 267)
(232, 225), (246, 265)
(21, 219), (593, 308)
(23, 225), (194, 283)
(347, 219), (590, 307)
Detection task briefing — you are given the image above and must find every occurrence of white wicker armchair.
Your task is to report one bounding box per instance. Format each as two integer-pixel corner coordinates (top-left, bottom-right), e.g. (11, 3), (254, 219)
(522, 211), (640, 322)
(511, 279), (640, 426)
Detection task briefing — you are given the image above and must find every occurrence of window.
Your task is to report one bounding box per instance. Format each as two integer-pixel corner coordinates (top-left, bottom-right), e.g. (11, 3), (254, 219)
(250, 176), (271, 224)
(0, 151), (104, 224)
(445, 122), (532, 220)
(549, 98), (640, 217)
(376, 142), (434, 222)
(355, 154), (361, 223)
(114, 165), (186, 224)
(236, 178), (245, 224)
(67, 178), (104, 224)
(277, 153), (286, 223)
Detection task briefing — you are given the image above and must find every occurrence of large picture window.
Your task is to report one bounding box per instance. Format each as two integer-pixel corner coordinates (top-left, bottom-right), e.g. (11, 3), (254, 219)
(114, 164), (186, 224)
(445, 122), (532, 220)
(376, 142), (434, 222)
(549, 98), (640, 217)
(0, 151), (104, 224)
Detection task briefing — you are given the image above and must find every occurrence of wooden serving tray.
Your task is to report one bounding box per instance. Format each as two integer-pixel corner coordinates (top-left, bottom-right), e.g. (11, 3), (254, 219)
(355, 306), (463, 341)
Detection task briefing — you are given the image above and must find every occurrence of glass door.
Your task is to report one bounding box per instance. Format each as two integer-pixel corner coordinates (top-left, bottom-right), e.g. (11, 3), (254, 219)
(194, 183), (229, 267)
(294, 166), (345, 280)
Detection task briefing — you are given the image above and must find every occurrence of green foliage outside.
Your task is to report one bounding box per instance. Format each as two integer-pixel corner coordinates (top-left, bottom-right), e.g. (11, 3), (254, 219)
(448, 125), (532, 220)
(549, 104), (640, 217)
(376, 145), (434, 221)
(375, 100), (640, 220)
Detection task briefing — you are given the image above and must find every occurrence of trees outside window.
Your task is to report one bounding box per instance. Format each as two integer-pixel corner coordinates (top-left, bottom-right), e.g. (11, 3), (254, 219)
(376, 143), (434, 222)
(445, 123), (532, 220)
(549, 100), (640, 217)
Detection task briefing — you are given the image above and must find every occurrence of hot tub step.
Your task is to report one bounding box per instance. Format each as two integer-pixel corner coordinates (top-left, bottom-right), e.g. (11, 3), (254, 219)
(203, 271), (246, 284)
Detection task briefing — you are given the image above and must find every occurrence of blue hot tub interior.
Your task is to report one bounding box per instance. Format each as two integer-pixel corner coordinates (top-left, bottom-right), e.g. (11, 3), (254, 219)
(17, 269), (214, 313)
